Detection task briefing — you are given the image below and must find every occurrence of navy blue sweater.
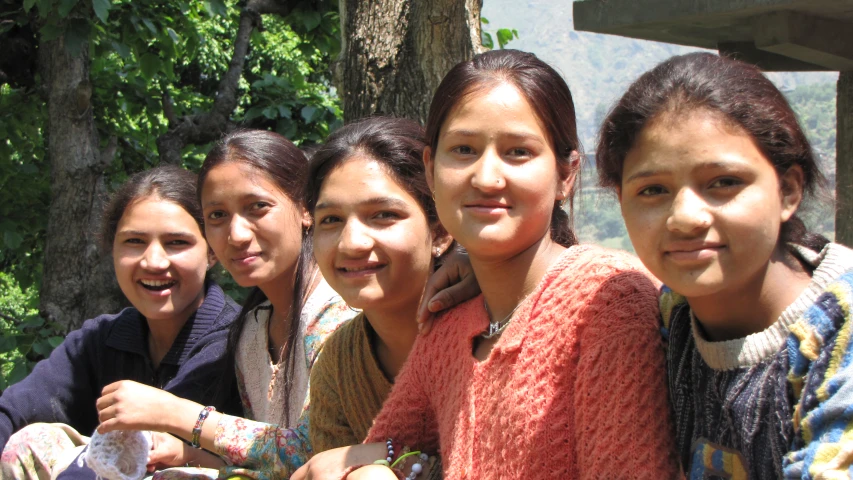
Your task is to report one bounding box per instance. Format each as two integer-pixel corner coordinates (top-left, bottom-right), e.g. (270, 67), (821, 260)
(0, 281), (241, 452)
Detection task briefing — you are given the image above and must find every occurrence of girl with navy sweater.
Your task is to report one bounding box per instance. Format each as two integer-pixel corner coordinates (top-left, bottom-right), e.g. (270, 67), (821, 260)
(0, 166), (241, 478)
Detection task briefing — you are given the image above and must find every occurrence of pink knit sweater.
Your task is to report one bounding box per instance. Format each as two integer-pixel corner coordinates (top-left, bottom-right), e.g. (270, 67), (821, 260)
(365, 245), (680, 478)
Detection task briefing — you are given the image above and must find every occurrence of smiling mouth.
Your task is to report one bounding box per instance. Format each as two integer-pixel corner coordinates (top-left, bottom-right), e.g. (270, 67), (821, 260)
(139, 279), (176, 291)
(337, 264), (386, 274)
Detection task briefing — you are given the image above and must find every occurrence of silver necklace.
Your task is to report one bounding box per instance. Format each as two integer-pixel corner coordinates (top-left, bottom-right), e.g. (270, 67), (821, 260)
(481, 297), (526, 339)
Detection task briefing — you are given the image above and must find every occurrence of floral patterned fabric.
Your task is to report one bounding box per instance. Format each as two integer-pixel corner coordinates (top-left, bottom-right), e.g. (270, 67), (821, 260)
(0, 423), (88, 480)
(212, 295), (355, 479)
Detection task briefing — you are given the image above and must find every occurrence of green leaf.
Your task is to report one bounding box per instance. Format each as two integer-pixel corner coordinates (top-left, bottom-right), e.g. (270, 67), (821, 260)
(142, 18), (157, 34)
(481, 31), (493, 49)
(8, 361), (28, 385)
(48, 336), (64, 348)
(3, 231), (23, 250)
(139, 53), (160, 80)
(40, 22), (63, 42)
(32, 339), (52, 357)
(277, 105), (291, 119)
(24, 0), (36, 13)
(167, 27), (180, 44)
(496, 28), (514, 49)
(110, 41), (130, 58)
(63, 19), (90, 57)
(0, 335), (17, 354)
(204, 0), (227, 17)
(18, 316), (44, 329)
(301, 11), (322, 31)
(58, 0), (79, 18)
(243, 106), (266, 121)
(92, 0), (111, 24)
(301, 105), (317, 122)
(480, 16), (489, 24)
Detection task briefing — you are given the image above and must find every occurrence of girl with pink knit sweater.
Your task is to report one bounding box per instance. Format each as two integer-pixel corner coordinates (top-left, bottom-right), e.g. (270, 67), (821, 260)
(294, 49), (680, 480)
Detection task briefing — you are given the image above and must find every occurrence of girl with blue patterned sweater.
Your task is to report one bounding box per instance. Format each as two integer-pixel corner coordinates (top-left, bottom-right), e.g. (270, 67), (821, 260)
(596, 52), (853, 479)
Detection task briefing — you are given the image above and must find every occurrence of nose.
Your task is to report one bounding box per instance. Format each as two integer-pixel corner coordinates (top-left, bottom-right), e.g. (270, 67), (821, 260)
(141, 242), (170, 271)
(470, 148), (506, 193)
(666, 188), (712, 233)
(228, 215), (253, 246)
(338, 218), (373, 256)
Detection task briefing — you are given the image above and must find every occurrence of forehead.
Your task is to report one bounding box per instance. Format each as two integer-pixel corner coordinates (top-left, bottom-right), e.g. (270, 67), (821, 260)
(202, 161), (283, 198)
(623, 108), (771, 176)
(118, 196), (201, 232)
(318, 156), (421, 206)
(442, 83), (549, 138)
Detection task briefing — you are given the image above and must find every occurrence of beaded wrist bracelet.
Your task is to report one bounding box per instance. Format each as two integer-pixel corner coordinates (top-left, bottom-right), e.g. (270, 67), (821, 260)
(373, 438), (396, 467)
(191, 406), (215, 448)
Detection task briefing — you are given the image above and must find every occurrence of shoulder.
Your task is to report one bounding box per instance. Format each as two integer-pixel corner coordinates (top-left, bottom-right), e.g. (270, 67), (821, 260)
(314, 314), (362, 368)
(544, 245), (660, 311)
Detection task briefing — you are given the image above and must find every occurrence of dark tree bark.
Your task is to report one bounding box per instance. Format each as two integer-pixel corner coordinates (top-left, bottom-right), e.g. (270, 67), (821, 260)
(837, 71), (853, 247)
(338, 0), (484, 123)
(38, 29), (122, 331)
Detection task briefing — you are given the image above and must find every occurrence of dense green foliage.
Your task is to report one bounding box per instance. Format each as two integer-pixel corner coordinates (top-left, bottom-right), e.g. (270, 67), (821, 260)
(0, 0), (340, 386)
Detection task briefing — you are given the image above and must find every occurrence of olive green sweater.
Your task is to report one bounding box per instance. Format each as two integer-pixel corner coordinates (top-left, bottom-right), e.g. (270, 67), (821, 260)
(308, 313), (393, 453)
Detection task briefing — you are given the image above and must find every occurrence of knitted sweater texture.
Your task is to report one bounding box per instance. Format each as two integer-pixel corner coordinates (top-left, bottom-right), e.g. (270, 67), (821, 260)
(365, 245), (680, 479)
(662, 242), (853, 479)
(309, 313), (392, 453)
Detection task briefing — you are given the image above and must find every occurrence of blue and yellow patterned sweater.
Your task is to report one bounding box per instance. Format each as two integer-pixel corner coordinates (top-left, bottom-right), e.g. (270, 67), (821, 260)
(661, 243), (853, 479)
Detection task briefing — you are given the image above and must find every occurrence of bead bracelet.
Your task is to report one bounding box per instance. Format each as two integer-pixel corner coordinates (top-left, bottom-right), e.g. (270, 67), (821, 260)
(191, 406), (215, 448)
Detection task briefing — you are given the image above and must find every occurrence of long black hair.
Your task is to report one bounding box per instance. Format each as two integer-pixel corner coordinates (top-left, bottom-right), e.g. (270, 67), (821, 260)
(199, 129), (315, 424)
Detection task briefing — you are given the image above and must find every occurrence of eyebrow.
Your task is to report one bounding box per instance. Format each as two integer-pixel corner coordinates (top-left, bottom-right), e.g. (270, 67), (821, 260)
(443, 129), (544, 143)
(624, 162), (737, 183)
(116, 230), (196, 239)
(315, 197), (411, 211)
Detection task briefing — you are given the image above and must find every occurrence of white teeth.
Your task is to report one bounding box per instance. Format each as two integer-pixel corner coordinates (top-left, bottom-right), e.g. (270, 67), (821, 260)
(140, 279), (175, 287)
(343, 265), (379, 272)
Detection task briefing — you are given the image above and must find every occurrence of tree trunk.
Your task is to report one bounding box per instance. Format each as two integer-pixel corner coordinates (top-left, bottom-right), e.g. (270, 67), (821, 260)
(837, 71), (853, 247)
(338, 0), (484, 123)
(38, 30), (122, 331)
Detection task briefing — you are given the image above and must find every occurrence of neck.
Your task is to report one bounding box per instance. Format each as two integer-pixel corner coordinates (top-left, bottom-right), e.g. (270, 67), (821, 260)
(260, 264), (317, 356)
(146, 313), (191, 370)
(471, 235), (567, 324)
(688, 247), (812, 341)
(365, 303), (420, 380)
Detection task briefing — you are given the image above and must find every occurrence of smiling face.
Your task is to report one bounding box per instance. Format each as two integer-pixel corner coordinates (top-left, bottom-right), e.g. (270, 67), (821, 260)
(112, 196), (209, 323)
(201, 162), (307, 292)
(313, 156), (442, 314)
(425, 83), (572, 260)
(619, 108), (802, 299)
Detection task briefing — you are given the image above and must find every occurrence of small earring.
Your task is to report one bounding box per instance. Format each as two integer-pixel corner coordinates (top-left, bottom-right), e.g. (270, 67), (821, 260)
(434, 247), (441, 258)
(431, 190), (435, 201)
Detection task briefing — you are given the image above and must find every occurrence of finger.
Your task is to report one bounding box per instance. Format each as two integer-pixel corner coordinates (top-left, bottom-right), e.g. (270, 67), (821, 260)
(97, 418), (118, 434)
(100, 381), (123, 396)
(95, 393), (114, 412)
(429, 270), (480, 313)
(290, 462), (309, 480)
(417, 266), (459, 325)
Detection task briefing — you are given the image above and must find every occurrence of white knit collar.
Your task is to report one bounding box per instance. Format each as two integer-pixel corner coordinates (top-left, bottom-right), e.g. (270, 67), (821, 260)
(692, 243), (853, 371)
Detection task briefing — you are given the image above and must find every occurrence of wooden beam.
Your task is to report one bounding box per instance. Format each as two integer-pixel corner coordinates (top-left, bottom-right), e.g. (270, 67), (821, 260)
(718, 41), (831, 71)
(837, 72), (853, 247)
(754, 11), (853, 70)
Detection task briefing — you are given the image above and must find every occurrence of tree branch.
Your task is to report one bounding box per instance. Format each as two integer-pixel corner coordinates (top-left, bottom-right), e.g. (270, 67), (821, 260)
(157, 1), (297, 164)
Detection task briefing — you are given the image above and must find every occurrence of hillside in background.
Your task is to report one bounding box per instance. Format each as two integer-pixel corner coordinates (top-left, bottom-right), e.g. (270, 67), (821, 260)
(482, 0), (838, 246)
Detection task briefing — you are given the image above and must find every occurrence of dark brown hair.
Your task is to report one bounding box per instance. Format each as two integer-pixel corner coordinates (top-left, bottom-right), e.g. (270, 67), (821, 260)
(597, 52), (828, 250)
(100, 165), (202, 252)
(424, 49), (581, 247)
(305, 116), (441, 232)
(199, 129), (313, 423)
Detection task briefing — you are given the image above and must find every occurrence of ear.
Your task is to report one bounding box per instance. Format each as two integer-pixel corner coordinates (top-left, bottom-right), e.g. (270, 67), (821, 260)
(423, 146), (435, 193)
(779, 165), (804, 223)
(430, 226), (454, 258)
(556, 151), (581, 202)
(300, 207), (313, 229)
(207, 248), (218, 269)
